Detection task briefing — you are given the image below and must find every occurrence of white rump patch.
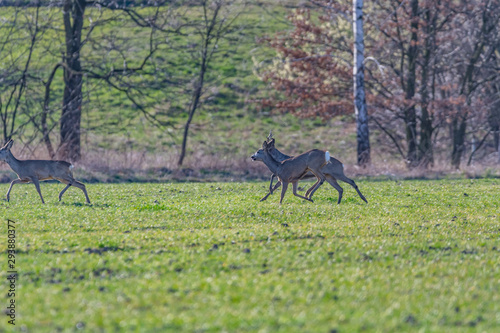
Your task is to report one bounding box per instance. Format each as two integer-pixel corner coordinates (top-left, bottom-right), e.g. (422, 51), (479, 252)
(69, 164), (74, 170)
(325, 151), (331, 163)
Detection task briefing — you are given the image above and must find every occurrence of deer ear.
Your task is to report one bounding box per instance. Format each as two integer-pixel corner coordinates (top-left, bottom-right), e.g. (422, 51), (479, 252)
(268, 138), (275, 147)
(262, 141), (268, 148)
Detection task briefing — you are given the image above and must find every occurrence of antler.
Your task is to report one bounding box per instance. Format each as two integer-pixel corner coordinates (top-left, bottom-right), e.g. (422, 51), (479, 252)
(267, 130), (273, 142)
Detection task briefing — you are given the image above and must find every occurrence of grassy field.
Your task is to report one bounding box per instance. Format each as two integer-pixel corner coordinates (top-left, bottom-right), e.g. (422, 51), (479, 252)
(0, 179), (499, 332)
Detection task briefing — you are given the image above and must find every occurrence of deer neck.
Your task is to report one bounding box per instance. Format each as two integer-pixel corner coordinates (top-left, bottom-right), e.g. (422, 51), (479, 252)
(270, 147), (291, 162)
(262, 150), (281, 174)
(4, 151), (22, 174)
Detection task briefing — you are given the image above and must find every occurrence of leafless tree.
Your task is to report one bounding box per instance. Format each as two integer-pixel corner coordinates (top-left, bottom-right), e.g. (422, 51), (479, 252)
(0, 4), (41, 144)
(177, 0), (247, 166)
(55, 0), (178, 161)
(367, 0), (500, 168)
(448, 0), (500, 168)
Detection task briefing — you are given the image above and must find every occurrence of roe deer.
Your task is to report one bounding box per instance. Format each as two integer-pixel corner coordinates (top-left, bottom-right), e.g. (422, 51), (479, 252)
(251, 140), (329, 204)
(0, 140), (91, 204)
(253, 135), (367, 204)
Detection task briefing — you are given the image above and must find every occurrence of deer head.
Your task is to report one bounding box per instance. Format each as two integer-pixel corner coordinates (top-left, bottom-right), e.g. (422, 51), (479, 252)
(0, 140), (14, 162)
(250, 140), (270, 161)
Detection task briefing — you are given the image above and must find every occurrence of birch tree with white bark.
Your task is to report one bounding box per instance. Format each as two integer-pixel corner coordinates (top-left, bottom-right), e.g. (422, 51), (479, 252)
(353, 0), (370, 166)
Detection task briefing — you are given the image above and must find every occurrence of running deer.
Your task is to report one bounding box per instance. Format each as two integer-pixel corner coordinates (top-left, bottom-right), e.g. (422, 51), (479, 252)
(0, 140), (91, 204)
(251, 140), (329, 204)
(252, 134), (367, 204)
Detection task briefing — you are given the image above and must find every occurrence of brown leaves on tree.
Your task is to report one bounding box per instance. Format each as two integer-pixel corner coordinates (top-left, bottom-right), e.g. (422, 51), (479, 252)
(258, 7), (353, 120)
(259, 0), (499, 168)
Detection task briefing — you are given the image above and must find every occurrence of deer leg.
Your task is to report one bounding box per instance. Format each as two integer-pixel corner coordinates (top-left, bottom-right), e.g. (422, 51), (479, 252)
(325, 175), (343, 204)
(279, 182), (289, 204)
(268, 174), (276, 193)
(306, 180), (322, 200)
(58, 182), (72, 202)
(31, 178), (45, 204)
(261, 181), (281, 202)
(71, 180), (91, 204)
(305, 179), (321, 198)
(292, 182), (313, 203)
(57, 178), (91, 204)
(336, 174), (368, 203)
(75, 181), (91, 204)
(260, 174), (277, 201)
(6, 178), (28, 202)
(306, 171), (326, 200)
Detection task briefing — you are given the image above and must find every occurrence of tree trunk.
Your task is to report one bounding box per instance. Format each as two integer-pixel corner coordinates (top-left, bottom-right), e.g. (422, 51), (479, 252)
(418, 6), (435, 168)
(451, 1), (493, 169)
(494, 125), (499, 154)
(42, 64), (61, 159)
(60, 0), (85, 162)
(451, 115), (467, 169)
(178, 80), (204, 167)
(490, 116), (499, 163)
(177, 30), (209, 166)
(419, 106), (433, 167)
(405, 0), (419, 168)
(488, 86), (500, 156)
(178, 0), (223, 167)
(498, 132), (500, 164)
(353, 0), (370, 166)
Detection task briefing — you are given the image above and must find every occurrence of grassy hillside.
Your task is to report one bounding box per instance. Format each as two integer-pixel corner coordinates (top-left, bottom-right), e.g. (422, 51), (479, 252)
(1, 3), (295, 155)
(0, 2), (498, 182)
(1, 2), (369, 181)
(1, 179), (499, 331)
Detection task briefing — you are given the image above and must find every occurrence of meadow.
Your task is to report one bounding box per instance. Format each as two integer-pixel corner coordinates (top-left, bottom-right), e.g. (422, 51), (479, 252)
(0, 178), (499, 332)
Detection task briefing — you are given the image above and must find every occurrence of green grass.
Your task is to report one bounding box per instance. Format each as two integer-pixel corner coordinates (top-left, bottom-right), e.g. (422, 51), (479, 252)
(4, 3), (365, 174)
(1, 179), (499, 332)
(1, 3), (296, 158)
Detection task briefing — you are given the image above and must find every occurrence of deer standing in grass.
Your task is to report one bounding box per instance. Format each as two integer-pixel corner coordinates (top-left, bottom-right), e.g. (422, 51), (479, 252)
(0, 140), (91, 204)
(252, 135), (367, 204)
(251, 140), (330, 204)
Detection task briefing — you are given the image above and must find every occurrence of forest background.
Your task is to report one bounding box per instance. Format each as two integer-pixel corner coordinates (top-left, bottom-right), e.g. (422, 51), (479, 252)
(1, 0), (499, 183)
